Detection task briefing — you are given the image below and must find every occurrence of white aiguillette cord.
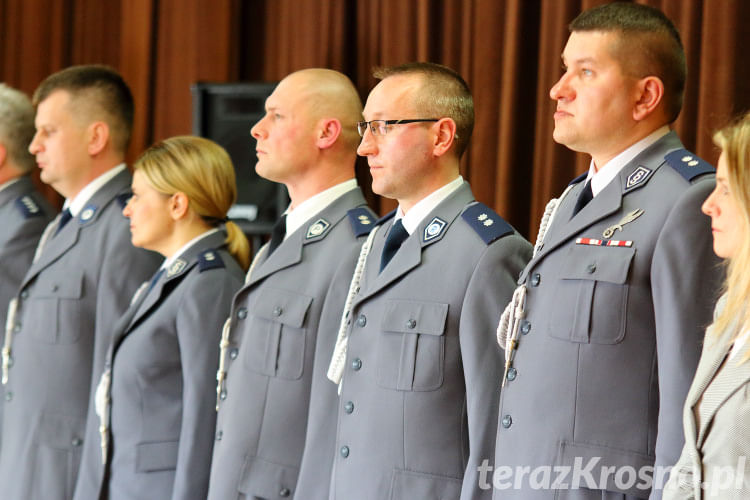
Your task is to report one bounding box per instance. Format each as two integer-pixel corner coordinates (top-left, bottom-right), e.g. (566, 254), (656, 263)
(216, 243), (268, 411)
(327, 226), (380, 394)
(496, 185), (573, 387)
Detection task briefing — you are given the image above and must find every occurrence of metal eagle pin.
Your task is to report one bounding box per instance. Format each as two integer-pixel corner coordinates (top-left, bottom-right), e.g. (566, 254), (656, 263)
(602, 208), (644, 238)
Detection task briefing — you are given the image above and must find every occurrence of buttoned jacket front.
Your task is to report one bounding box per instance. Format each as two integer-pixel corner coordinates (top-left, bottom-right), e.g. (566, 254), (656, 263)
(329, 182), (532, 500)
(0, 169), (162, 500)
(492, 132), (722, 500)
(207, 187), (374, 500)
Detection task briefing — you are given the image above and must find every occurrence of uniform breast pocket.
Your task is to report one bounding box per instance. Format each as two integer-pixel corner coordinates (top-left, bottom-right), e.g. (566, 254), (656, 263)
(548, 246), (634, 345)
(243, 287), (313, 380)
(28, 274), (84, 344)
(377, 299), (448, 392)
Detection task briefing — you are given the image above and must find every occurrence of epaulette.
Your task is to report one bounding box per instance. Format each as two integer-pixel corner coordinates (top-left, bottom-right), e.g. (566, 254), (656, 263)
(198, 249), (225, 272)
(374, 209), (397, 226)
(14, 195), (44, 218)
(461, 202), (513, 245)
(347, 207), (375, 237)
(568, 172), (588, 186)
(116, 192), (132, 209)
(665, 149), (715, 182)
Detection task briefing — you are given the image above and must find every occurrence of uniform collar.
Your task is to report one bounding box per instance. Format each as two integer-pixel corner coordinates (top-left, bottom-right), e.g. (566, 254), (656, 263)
(397, 175), (464, 235)
(586, 126), (669, 196)
(0, 177), (23, 196)
(160, 227), (221, 271)
(64, 164), (127, 217)
(284, 179), (358, 239)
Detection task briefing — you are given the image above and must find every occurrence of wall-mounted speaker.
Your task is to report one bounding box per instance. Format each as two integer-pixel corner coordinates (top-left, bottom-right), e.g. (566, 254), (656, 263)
(191, 82), (288, 237)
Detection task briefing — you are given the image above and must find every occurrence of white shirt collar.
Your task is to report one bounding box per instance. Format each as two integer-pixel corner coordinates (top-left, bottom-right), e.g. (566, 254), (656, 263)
(397, 176), (464, 235)
(0, 177), (23, 195)
(64, 164), (127, 216)
(161, 228), (221, 270)
(284, 179), (358, 238)
(585, 126), (670, 196)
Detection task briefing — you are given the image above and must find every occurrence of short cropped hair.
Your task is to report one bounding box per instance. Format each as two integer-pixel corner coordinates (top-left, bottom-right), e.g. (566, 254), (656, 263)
(374, 62), (474, 158)
(570, 2), (686, 123)
(0, 84), (36, 173)
(33, 65), (134, 153)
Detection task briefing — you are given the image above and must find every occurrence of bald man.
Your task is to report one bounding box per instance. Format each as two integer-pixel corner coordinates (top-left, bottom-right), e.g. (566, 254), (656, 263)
(206, 69), (375, 500)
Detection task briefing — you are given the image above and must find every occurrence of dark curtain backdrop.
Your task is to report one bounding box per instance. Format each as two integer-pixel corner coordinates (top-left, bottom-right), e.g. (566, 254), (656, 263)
(1, 0), (748, 240)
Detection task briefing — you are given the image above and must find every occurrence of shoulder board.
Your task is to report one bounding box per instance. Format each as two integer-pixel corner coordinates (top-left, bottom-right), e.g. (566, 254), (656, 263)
(568, 172), (588, 186)
(116, 192), (132, 209)
(665, 149), (715, 182)
(374, 209), (397, 226)
(14, 195), (44, 218)
(198, 249), (225, 272)
(461, 202), (513, 245)
(346, 207), (376, 237)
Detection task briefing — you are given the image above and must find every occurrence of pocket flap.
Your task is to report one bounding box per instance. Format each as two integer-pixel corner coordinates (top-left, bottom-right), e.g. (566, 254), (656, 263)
(254, 287), (313, 328)
(238, 455), (299, 498)
(33, 274), (83, 299)
(136, 440), (179, 472)
(382, 299), (448, 335)
(559, 246), (635, 284)
(390, 468), (462, 499)
(37, 412), (85, 450)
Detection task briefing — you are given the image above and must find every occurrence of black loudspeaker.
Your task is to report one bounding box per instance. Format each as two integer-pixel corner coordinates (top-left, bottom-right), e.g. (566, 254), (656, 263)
(191, 82), (288, 237)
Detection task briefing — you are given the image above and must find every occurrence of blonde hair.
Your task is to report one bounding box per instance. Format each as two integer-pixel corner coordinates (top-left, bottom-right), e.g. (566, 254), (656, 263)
(709, 111), (750, 361)
(134, 136), (250, 271)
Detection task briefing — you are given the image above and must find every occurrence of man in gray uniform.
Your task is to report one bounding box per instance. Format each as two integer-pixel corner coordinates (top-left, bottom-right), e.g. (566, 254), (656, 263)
(0, 83), (55, 451)
(206, 68), (375, 500)
(492, 4), (722, 499)
(323, 62), (531, 500)
(0, 65), (161, 500)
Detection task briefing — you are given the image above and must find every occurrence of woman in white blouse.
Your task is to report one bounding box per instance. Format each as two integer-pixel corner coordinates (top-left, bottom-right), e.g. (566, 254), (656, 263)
(665, 111), (750, 499)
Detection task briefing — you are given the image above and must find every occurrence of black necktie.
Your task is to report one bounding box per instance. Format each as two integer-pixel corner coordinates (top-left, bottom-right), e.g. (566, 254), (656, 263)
(571, 180), (593, 217)
(380, 219), (409, 272)
(146, 268), (165, 294)
(55, 208), (73, 235)
(268, 214), (287, 255)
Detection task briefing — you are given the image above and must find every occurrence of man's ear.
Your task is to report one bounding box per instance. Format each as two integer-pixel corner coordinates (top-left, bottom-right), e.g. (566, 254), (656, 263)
(432, 118), (457, 157)
(0, 144), (7, 167)
(87, 121), (110, 156)
(633, 76), (664, 122)
(315, 118), (342, 150)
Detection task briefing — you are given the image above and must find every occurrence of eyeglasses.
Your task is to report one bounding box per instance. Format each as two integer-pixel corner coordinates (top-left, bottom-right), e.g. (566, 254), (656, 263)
(357, 119), (439, 137)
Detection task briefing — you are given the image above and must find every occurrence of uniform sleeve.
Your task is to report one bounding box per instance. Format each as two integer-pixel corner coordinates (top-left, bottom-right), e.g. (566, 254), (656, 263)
(651, 177), (723, 498)
(171, 269), (242, 500)
(459, 233), (532, 500)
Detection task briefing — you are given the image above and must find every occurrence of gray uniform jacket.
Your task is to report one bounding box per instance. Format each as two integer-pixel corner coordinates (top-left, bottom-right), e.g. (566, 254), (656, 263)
(329, 182), (532, 500)
(207, 187), (374, 500)
(664, 295), (750, 500)
(492, 132), (723, 500)
(0, 175), (54, 449)
(74, 230), (244, 500)
(0, 168), (162, 500)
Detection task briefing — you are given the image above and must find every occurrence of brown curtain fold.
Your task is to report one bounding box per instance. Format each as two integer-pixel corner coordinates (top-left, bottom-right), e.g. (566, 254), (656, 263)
(1, 0), (748, 239)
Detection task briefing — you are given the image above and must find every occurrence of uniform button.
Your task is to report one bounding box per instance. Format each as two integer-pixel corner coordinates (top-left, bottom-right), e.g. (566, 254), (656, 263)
(406, 319), (416, 329)
(587, 264), (597, 274)
(51, 284), (59, 292)
(5, 391), (11, 402)
(520, 320), (531, 335)
(20, 290), (28, 300)
(501, 414), (512, 428)
(13, 324), (21, 333)
(344, 401), (354, 414)
(351, 358), (362, 371)
(220, 390), (227, 400)
(273, 306), (283, 317)
(236, 307), (248, 320)
(506, 367), (517, 381)
(279, 488), (291, 497)
(356, 314), (366, 327)
(229, 348), (239, 360)
(215, 430), (223, 441)
(72, 437), (83, 447)
(530, 273), (541, 287)
(340, 445), (350, 458)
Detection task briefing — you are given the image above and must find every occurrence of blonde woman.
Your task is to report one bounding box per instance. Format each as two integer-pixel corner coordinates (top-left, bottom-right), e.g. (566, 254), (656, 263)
(665, 111), (750, 499)
(74, 136), (248, 500)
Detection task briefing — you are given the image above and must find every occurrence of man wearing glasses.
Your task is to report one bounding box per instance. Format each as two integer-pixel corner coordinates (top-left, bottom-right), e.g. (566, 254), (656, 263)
(314, 62), (531, 500)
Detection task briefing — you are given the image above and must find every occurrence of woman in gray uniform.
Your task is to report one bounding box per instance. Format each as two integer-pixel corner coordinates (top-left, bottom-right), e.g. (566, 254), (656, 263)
(75, 136), (248, 500)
